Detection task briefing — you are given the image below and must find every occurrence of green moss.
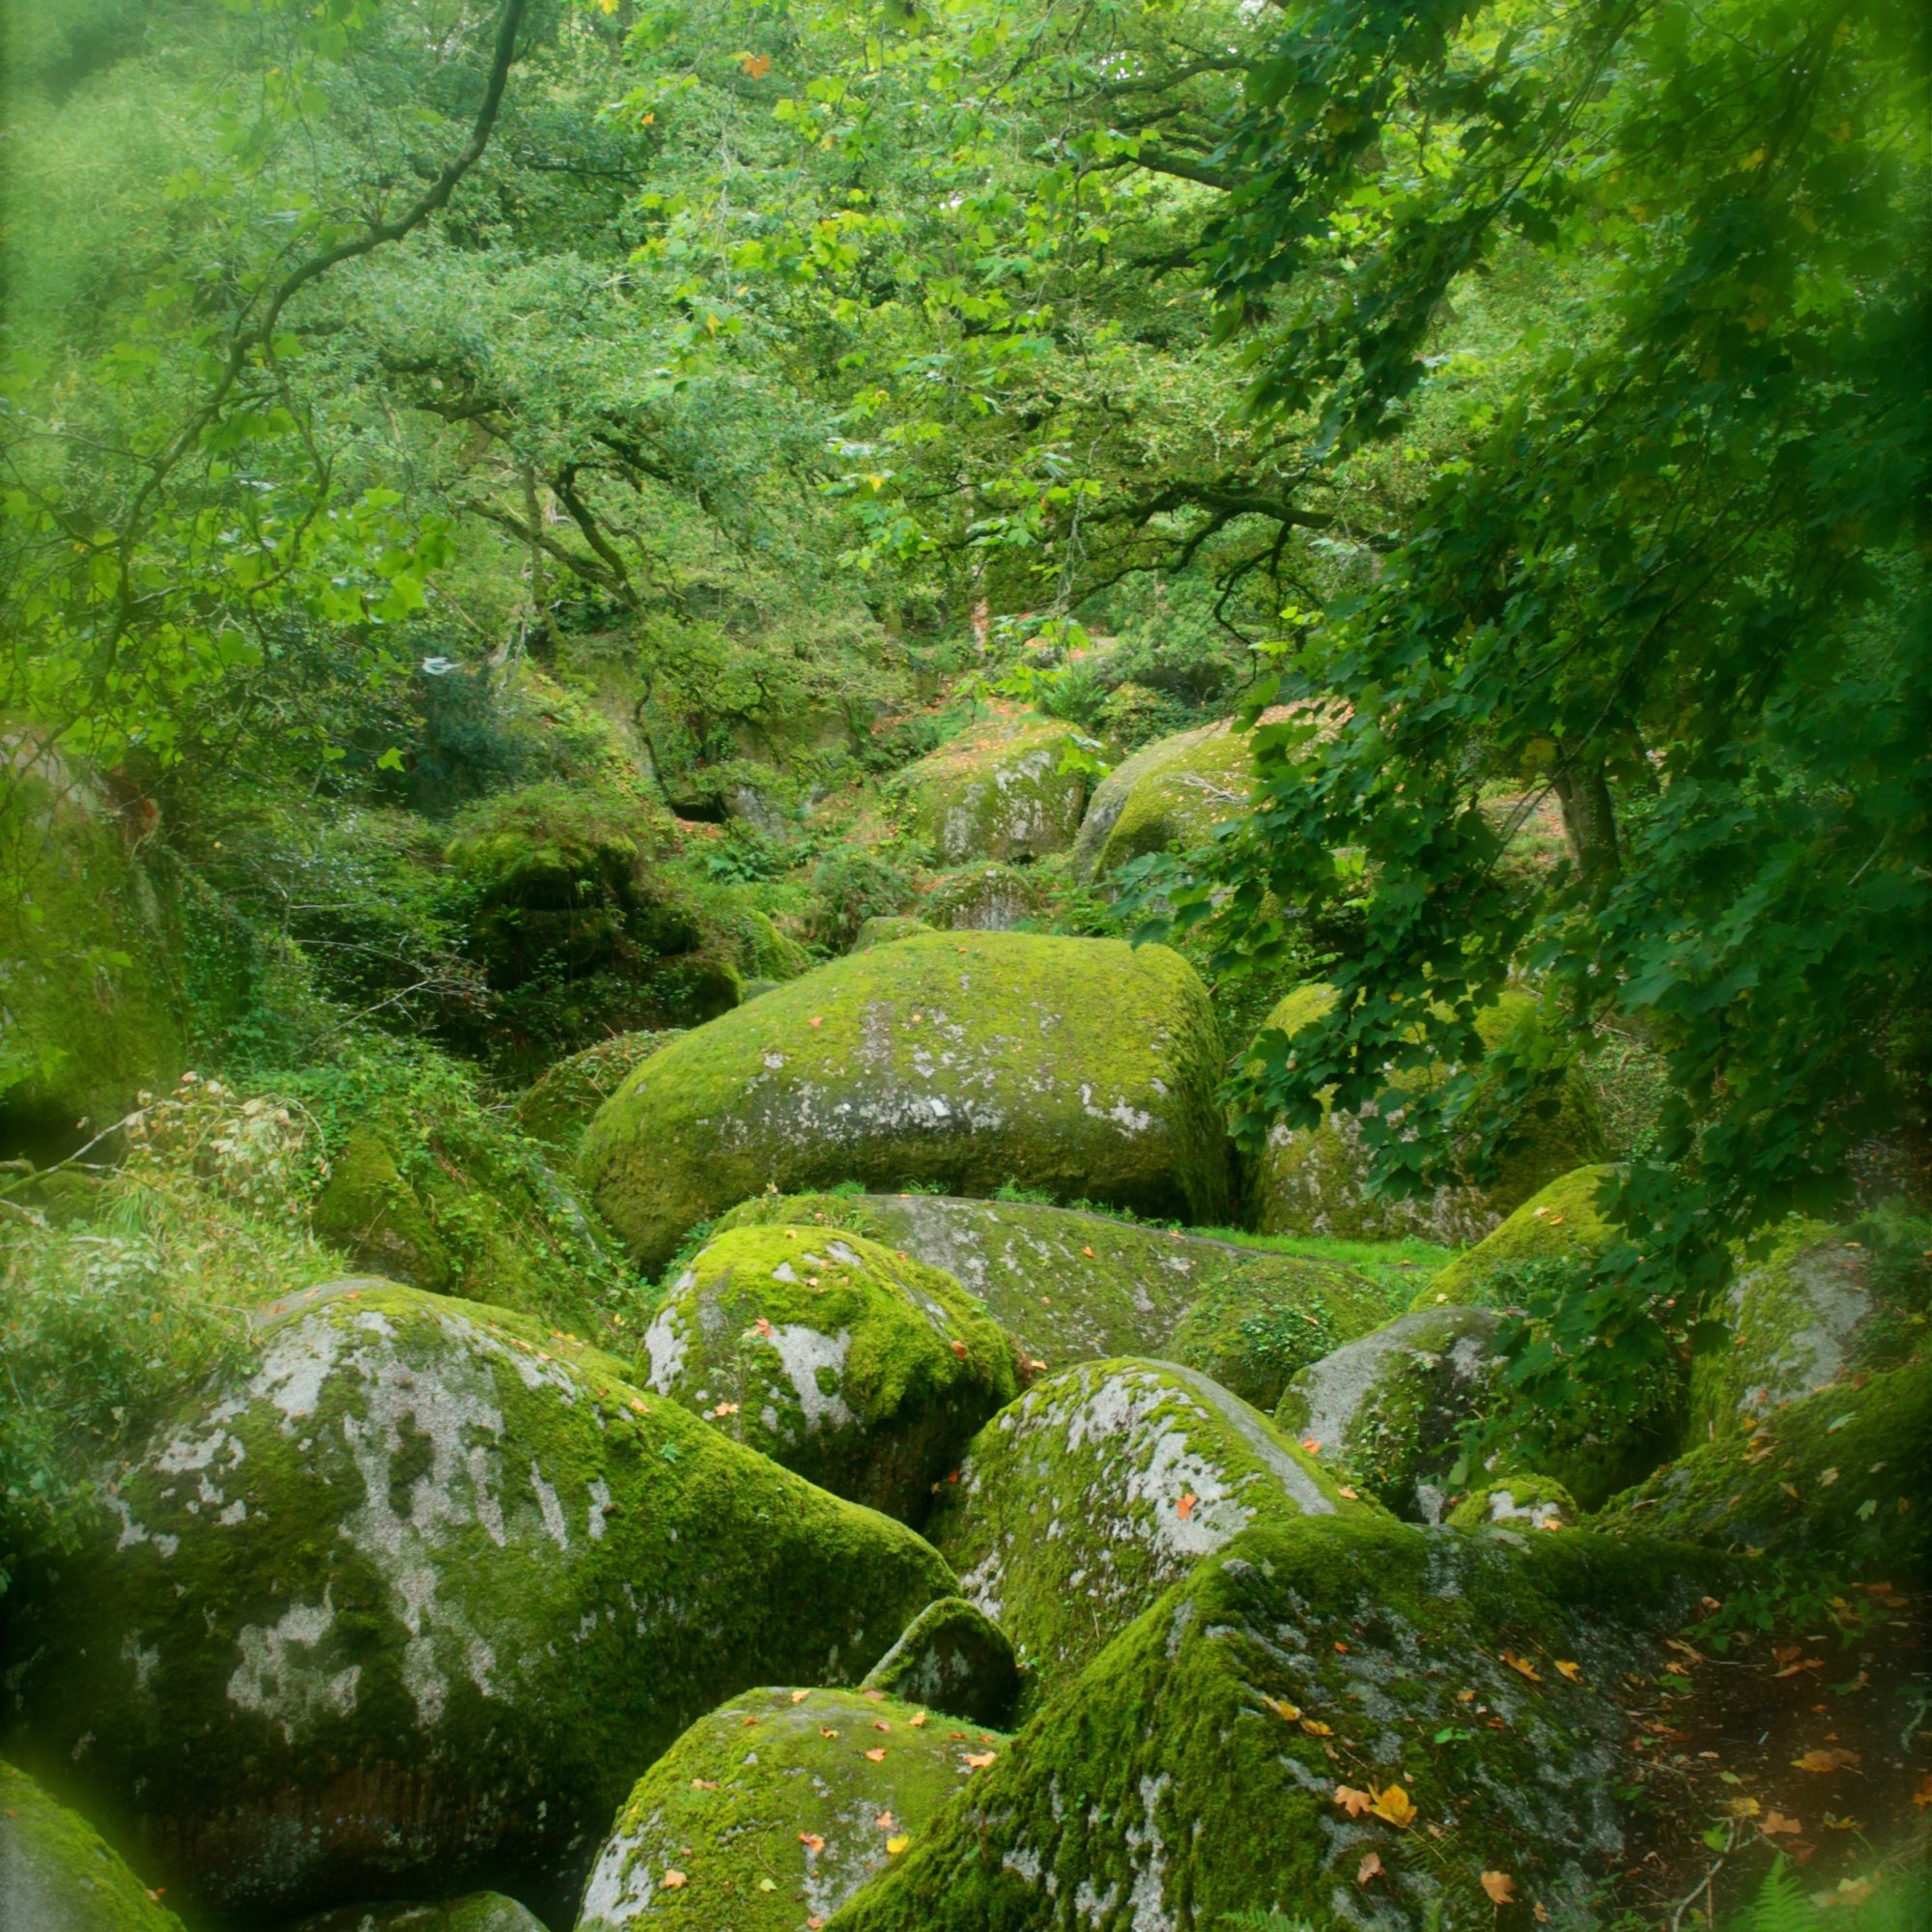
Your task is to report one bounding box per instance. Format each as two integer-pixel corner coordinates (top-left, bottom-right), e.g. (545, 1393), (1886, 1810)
(311, 1125), (457, 1292)
(285, 1895), (546, 1932)
(859, 1596), (1020, 1727)
(0, 1282), (955, 1924)
(851, 917), (934, 952)
(1446, 1474), (1580, 1531)
(899, 717), (1088, 865)
(922, 862), (1049, 932)
(293, 1038), (645, 1342)
(1070, 719), (1257, 882)
(581, 932), (1231, 1274)
(1246, 984), (1606, 1246)
(1598, 1357), (1932, 1582)
(1686, 1219), (1881, 1444)
(830, 1515), (1719, 1932)
(925, 1357), (1372, 1716)
(716, 1191), (1261, 1370)
(1423, 1165), (1622, 1308)
(0, 764), (185, 1148)
(1275, 1301), (1678, 1517)
(641, 1225), (1018, 1524)
(1275, 1304), (1507, 1520)
(0, 1758), (186, 1931)
(513, 1031), (683, 1156)
(1169, 1252), (1390, 1411)
(577, 1687), (1010, 1931)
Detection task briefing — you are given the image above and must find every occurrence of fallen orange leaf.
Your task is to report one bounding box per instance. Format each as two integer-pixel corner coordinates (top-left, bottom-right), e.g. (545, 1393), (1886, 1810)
(909, 1711), (927, 1727)
(789, 1690), (810, 1703)
(864, 1747), (886, 1762)
(1481, 1869), (1516, 1905)
(1793, 1748), (1860, 1774)
(1370, 1785), (1418, 1829)
(1762, 1812), (1803, 1835)
(1177, 1492), (1198, 1520)
(799, 1832), (825, 1852)
(964, 1751), (997, 1769)
(662, 1869), (687, 1889)
(875, 1811), (895, 1831)
(691, 1776), (718, 1790)
(1358, 1851), (1384, 1886)
(950, 1339), (968, 1359)
(1553, 1661), (1583, 1684)
(1501, 1651), (1543, 1683)
(1335, 1785), (1376, 1819)
(886, 1833), (910, 1855)
(1264, 1696), (1301, 1722)
(1301, 1718), (1333, 1737)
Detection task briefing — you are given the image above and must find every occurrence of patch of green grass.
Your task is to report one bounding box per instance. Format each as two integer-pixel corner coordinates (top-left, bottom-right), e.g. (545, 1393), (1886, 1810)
(1188, 1226), (1455, 1307)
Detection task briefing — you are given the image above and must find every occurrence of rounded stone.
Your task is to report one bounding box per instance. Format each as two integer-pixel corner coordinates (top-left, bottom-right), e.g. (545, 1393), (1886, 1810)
(639, 1225), (1017, 1523)
(1070, 719), (1256, 882)
(0, 1283), (953, 1924)
(1447, 1475), (1580, 1532)
(926, 1358), (1364, 1714)
(897, 716), (1090, 865)
(859, 1597), (1021, 1728)
(574, 1687), (1009, 1932)
(513, 1033), (683, 1156)
(580, 931), (1231, 1274)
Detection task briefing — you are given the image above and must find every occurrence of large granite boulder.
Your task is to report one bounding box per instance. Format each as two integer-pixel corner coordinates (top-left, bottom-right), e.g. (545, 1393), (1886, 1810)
(581, 932), (1230, 1273)
(926, 1358), (1366, 1713)
(897, 716), (1089, 865)
(1070, 718), (1256, 882)
(713, 1191), (1247, 1368)
(0, 1283), (952, 1924)
(574, 1687), (1009, 1932)
(639, 1224), (1017, 1523)
(832, 1516), (1711, 1931)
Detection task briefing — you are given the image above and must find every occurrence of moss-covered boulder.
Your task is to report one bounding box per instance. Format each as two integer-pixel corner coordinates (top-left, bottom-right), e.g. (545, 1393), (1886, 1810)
(0, 1759), (185, 1932)
(439, 783), (747, 1074)
(850, 916), (933, 952)
(0, 1283), (954, 1923)
(1070, 718), (1257, 881)
(1274, 1304), (1505, 1521)
(1169, 1252), (1391, 1411)
(576, 1686), (1009, 1932)
(640, 1225), (1017, 1523)
(513, 1031), (683, 1156)
(921, 862), (1049, 932)
(1687, 1220), (1881, 1443)
(898, 716), (1088, 865)
(926, 1359), (1363, 1713)
(1598, 1358), (1932, 1582)
(716, 1192), (1258, 1370)
(312, 1125), (459, 1292)
(1246, 984), (1605, 1247)
(832, 1516), (1714, 1932)
(1447, 1474), (1580, 1532)
(286, 1897), (547, 1932)
(858, 1596), (1020, 1728)
(0, 744), (184, 1160)
(1422, 1164), (1622, 1309)
(582, 933), (1230, 1273)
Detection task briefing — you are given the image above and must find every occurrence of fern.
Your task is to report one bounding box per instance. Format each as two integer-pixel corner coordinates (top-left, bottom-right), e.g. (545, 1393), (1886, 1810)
(1730, 1859), (1822, 1932)
(1220, 1916), (1319, 1932)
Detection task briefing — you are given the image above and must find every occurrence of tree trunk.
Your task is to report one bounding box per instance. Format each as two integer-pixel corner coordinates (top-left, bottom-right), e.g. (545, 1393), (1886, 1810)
(1551, 751), (1619, 886)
